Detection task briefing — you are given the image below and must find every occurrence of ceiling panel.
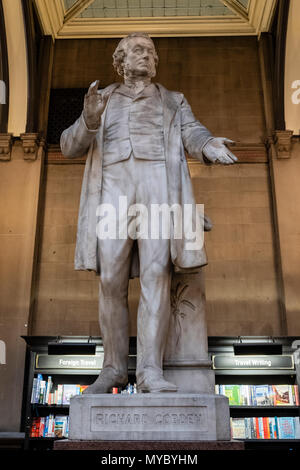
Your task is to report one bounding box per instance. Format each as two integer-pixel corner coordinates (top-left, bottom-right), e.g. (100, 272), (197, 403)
(79, 0), (234, 18)
(34, 0), (277, 38)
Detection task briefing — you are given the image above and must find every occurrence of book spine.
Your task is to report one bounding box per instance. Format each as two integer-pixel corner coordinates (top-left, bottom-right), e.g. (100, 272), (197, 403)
(268, 385), (274, 406)
(30, 418), (36, 437)
(272, 385), (277, 406)
(295, 417), (300, 439)
(39, 381), (45, 404)
(31, 378), (37, 404)
(262, 417), (268, 439)
(295, 385), (299, 406)
(250, 386), (255, 406)
(246, 385), (251, 406)
(57, 385), (63, 405)
(258, 417), (264, 439)
(288, 385), (294, 405)
(266, 417), (271, 439)
(39, 417), (44, 437)
(44, 415), (49, 438)
(249, 418), (254, 439)
(275, 416), (281, 439)
(48, 415), (54, 438)
(34, 418), (40, 438)
(66, 416), (69, 438)
(255, 417), (260, 439)
(273, 417), (278, 439)
(45, 376), (52, 405)
(64, 416), (68, 437)
(52, 414), (55, 437)
(245, 418), (250, 439)
(268, 417), (273, 439)
(35, 374), (43, 404)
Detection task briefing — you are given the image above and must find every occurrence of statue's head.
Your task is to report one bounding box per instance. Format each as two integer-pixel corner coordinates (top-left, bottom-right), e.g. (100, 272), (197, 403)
(113, 32), (158, 79)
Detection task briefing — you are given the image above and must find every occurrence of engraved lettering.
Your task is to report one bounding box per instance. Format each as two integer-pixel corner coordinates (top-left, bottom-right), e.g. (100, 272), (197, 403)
(91, 408), (207, 432)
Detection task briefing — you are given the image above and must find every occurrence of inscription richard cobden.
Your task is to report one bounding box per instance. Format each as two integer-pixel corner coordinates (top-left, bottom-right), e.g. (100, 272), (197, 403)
(96, 412), (203, 426)
(91, 406), (208, 431)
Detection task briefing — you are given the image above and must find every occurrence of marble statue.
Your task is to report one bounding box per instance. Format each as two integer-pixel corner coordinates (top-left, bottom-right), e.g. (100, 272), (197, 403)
(60, 32), (237, 394)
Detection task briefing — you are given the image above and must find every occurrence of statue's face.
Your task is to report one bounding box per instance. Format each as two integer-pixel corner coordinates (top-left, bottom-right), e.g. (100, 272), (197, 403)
(123, 37), (157, 78)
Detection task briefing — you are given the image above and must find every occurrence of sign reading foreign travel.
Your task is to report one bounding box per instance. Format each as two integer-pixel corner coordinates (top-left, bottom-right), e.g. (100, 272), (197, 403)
(36, 354), (103, 370)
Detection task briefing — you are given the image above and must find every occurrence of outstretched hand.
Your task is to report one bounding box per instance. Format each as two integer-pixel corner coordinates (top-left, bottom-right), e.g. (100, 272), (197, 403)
(202, 137), (238, 164)
(83, 80), (109, 130)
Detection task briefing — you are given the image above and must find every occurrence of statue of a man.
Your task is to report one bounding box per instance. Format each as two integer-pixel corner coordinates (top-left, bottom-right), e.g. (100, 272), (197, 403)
(61, 32), (237, 394)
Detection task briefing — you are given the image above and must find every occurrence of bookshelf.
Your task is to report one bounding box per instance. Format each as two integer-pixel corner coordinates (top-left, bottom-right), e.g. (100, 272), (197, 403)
(21, 336), (137, 450)
(21, 336), (300, 450)
(208, 336), (300, 447)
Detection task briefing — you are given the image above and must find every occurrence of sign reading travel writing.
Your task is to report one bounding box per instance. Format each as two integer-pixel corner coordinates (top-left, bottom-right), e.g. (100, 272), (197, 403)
(36, 354), (103, 370)
(212, 355), (294, 370)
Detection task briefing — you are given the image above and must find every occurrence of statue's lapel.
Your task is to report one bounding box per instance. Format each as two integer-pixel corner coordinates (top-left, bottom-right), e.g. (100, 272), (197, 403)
(156, 83), (181, 126)
(156, 83), (182, 156)
(98, 82), (120, 151)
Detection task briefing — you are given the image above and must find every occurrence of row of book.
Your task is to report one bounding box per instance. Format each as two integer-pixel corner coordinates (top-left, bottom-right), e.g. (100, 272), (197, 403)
(31, 375), (88, 405)
(31, 375), (139, 404)
(30, 415), (69, 438)
(119, 384), (137, 394)
(215, 384), (299, 406)
(231, 416), (300, 440)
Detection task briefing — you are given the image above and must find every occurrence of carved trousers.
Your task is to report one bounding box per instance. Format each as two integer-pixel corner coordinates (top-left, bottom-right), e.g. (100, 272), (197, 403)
(98, 154), (171, 383)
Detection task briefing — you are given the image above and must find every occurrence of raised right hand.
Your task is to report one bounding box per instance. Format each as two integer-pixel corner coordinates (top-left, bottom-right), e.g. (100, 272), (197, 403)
(83, 80), (109, 130)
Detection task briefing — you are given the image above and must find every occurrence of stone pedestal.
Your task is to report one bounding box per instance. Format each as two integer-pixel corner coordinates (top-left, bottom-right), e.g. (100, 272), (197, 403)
(68, 393), (230, 441)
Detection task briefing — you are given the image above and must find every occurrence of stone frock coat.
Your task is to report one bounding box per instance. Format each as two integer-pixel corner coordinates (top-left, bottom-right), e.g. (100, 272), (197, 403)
(60, 82), (214, 278)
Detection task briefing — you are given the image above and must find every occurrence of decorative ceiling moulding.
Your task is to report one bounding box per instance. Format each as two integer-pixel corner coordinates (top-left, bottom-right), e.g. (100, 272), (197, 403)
(34, 0), (64, 39)
(63, 0), (94, 25)
(248, 0), (277, 36)
(33, 0), (278, 39)
(0, 133), (13, 161)
(220, 0), (249, 21)
(59, 17), (255, 38)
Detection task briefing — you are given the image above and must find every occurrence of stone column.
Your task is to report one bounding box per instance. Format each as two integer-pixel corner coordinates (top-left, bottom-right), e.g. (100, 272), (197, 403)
(0, 136), (45, 431)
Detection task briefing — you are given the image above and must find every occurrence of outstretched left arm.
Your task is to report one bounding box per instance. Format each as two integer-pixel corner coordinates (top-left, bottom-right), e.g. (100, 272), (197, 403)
(180, 95), (238, 165)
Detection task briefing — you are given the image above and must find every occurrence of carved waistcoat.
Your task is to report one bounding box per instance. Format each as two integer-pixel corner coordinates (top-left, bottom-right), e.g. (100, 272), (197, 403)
(103, 83), (165, 166)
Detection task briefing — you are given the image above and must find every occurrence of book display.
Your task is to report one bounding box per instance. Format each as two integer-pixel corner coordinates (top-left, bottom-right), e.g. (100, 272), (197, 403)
(21, 336), (300, 450)
(21, 336), (140, 450)
(215, 384), (299, 406)
(209, 336), (300, 449)
(230, 416), (300, 440)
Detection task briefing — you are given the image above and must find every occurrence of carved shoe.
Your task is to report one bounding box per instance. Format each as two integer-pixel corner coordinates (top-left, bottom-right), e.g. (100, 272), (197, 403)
(82, 367), (128, 394)
(137, 374), (178, 393)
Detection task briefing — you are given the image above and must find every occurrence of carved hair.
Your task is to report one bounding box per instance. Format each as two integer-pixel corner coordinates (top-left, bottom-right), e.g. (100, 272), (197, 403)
(112, 32), (159, 77)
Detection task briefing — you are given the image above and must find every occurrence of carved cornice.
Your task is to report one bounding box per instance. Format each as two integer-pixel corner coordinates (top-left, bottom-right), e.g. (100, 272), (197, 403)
(47, 145), (86, 164)
(0, 133), (13, 161)
(273, 129), (293, 159)
(188, 142), (268, 164)
(47, 143), (268, 165)
(20, 132), (41, 160)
